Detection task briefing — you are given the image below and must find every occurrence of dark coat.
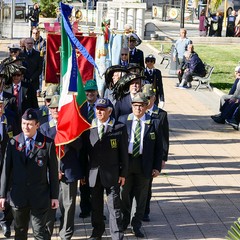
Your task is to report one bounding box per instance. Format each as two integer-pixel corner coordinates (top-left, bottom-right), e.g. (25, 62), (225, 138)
(22, 48), (43, 91)
(115, 94), (132, 120)
(82, 118), (129, 188)
(144, 68), (165, 104)
(129, 48), (144, 68)
(119, 113), (163, 178)
(0, 132), (59, 209)
(4, 81), (39, 114)
(148, 105), (169, 161)
(40, 120), (84, 182)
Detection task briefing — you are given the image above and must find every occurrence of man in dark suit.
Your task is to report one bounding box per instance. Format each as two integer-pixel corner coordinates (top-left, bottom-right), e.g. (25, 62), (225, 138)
(82, 98), (128, 240)
(115, 73), (144, 120)
(78, 80), (99, 219)
(142, 84), (169, 222)
(144, 54), (165, 108)
(22, 37), (43, 94)
(0, 108), (59, 240)
(128, 35), (144, 68)
(40, 95), (84, 240)
(4, 67), (39, 133)
(119, 93), (164, 238)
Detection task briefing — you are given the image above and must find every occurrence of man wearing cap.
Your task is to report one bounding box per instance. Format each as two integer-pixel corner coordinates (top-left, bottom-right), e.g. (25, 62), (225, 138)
(0, 108), (59, 239)
(115, 73), (144, 120)
(82, 98), (128, 240)
(128, 34), (144, 68)
(142, 84), (169, 222)
(79, 79), (99, 219)
(4, 66), (39, 133)
(119, 92), (164, 238)
(0, 98), (17, 238)
(38, 84), (59, 125)
(144, 54), (165, 108)
(40, 95), (84, 240)
(2, 44), (22, 66)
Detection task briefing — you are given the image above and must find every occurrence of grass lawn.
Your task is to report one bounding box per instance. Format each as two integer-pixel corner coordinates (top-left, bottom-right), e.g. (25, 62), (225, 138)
(150, 42), (240, 93)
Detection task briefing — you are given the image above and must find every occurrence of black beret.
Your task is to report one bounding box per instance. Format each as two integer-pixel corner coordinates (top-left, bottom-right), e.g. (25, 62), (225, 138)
(22, 108), (38, 121)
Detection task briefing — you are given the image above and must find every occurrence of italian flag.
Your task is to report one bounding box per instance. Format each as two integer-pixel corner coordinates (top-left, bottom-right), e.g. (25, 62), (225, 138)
(54, 3), (91, 159)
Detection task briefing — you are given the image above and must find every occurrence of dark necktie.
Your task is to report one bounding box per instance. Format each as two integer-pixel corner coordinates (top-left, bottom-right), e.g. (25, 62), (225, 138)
(13, 84), (19, 106)
(133, 120), (141, 157)
(99, 124), (105, 140)
(88, 104), (95, 122)
(26, 138), (33, 156)
(149, 69), (153, 76)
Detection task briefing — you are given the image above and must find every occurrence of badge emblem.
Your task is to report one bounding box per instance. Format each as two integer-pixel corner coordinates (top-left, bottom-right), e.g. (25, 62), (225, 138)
(36, 159), (44, 167)
(110, 139), (117, 148)
(150, 132), (155, 140)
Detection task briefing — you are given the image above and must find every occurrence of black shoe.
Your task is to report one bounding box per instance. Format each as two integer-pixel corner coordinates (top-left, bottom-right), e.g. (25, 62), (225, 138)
(1, 223), (11, 238)
(142, 214), (150, 222)
(211, 115), (225, 124)
(132, 228), (144, 238)
(225, 119), (239, 130)
(89, 236), (102, 240)
(79, 212), (90, 218)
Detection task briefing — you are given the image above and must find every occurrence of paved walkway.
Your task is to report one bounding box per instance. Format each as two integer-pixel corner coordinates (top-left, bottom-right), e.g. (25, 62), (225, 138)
(0, 42), (240, 240)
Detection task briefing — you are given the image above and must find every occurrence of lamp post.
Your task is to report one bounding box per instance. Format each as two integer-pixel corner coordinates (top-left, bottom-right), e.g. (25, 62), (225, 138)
(180, 0), (185, 28)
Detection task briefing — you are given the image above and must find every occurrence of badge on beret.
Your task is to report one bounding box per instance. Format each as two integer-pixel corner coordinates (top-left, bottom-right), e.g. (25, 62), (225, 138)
(150, 132), (155, 140)
(110, 139), (117, 148)
(38, 142), (42, 146)
(28, 114), (32, 118)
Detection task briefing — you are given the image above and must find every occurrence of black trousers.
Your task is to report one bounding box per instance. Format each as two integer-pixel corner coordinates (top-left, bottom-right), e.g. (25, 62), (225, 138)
(91, 174), (123, 240)
(12, 206), (48, 240)
(0, 201), (13, 227)
(121, 155), (150, 230)
(79, 178), (91, 214)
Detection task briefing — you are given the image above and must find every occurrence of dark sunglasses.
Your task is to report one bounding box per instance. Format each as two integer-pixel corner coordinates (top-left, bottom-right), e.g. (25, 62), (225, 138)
(121, 53), (128, 56)
(146, 59), (155, 63)
(10, 50), (18, 53)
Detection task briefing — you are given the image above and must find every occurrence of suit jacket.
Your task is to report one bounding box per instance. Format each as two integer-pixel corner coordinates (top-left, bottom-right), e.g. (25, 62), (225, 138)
(0, 132), (59, 209)
(82, 118), (129, 188)
(115, 94), (132, 120)
(129, 48), (144, 68)
(144, 68), (165, 104)
(22, 48), (43, 91)
(148, 105), (169, 161)
(119, 113), (163, 178)
(40, 120), (83, 182)
(2, 91), (18, 117)
(4, 81), (39, 115)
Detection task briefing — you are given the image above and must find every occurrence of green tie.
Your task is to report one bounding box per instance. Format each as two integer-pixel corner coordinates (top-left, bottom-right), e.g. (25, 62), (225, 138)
(99, 124), (105, 140)
(133, 120), (141, 157)
(88, 104), (95, 122)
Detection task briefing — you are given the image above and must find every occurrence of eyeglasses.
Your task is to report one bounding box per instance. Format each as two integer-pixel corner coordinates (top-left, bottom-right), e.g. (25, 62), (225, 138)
(13, 74), (22, 77)
(10, 50), (18, 53)
(146, 59), (155, 63)
(121, 53), (128, 56)
(32, 32), (39, 35)
(132, 104), (145, 108)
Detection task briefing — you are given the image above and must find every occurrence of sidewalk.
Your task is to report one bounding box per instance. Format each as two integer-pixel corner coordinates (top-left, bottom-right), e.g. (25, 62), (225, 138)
(0, 42), (239, 240)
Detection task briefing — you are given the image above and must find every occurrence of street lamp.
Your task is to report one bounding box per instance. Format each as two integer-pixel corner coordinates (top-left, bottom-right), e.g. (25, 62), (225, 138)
(180, 0), (185, 28)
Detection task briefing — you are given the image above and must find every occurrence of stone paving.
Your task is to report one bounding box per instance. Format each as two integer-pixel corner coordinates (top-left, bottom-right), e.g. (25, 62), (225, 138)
(0, 32), (240, 240)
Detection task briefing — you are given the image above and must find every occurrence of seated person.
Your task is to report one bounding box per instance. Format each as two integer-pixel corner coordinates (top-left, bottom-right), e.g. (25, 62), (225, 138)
(211, 66), (240, 124)
(226, 106), (240, 130)
(177, 44), (206, 89)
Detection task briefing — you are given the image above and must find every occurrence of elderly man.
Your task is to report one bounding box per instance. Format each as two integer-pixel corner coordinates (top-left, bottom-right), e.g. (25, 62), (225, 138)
(128, 35), (144, 68)
(82, 98), (128, 240)
(173, 28), (192, 67)
(0, 108), (59, 240)
(22, 37), (43, 95)
(119, 93), (164, 238)
(177, 44), (206, 88)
